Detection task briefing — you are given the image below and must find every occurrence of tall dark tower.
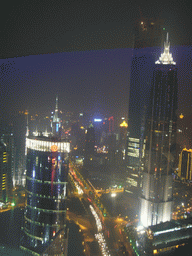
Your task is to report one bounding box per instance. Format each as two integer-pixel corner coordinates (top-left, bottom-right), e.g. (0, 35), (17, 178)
(128, 18), (164, 138)
(127, 18), (164, 171)
(84, 123), (95, 166)
(140, 33), (178, 227)
(20, 99), (70, 255)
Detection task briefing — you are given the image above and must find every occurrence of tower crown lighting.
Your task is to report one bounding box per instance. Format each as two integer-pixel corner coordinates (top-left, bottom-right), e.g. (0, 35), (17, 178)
(120, 120), (128, 128)
(155, 33), (176, 65)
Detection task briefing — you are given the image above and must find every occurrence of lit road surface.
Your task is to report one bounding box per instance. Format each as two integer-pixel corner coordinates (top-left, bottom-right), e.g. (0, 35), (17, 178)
(0, 206), (13, 213)
(69, 162), (135, 256)
(90, 205), (111, 256)
(67, 208), (101, 256)
(104, 217), (134, 256)
(69, 167), (111, 255)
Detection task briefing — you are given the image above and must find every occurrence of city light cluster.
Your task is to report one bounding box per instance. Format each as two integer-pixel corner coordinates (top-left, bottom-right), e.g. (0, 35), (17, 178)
(74, 181), (84, 195)
(26, 138), (70, 153)
(95, 233), (111, 256)
(89, 205), (102, 232)
(89, 205), (111, 256)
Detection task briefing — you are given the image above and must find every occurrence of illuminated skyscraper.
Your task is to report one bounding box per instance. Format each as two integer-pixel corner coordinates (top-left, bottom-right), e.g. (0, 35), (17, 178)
(0, 141), (13, 203)
(178, 148), (192, 181)
(20, 99), (70, 255)
(0, 125), (15, 191)
(51, 95), (61, 135)
(140, 34), (178, 227)
(118, 120), (128, 162)
(119, 120), (128, 150)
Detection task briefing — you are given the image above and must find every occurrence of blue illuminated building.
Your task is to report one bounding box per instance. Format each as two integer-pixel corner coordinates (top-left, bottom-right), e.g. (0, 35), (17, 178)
(20, 98), (70, 255)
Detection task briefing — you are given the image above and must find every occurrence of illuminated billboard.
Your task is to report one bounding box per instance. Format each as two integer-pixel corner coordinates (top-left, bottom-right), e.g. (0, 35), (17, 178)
(94, 118), (102, 122)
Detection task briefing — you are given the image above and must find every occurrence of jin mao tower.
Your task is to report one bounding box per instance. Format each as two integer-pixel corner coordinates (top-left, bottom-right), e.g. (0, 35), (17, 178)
(140, 34), (178, 227)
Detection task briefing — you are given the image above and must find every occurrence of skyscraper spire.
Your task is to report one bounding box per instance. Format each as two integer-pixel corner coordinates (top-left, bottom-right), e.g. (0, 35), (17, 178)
(56, 95), (58, 110)
(155, 32), (176, 65)
(26, 110), (29, 137)
(51, 95), (61, 135)
(166, 32), (169, 43)
(55, 95), (58, 120)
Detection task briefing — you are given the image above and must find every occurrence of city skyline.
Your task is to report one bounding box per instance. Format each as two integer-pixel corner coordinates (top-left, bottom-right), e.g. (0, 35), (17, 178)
(1, 44), (192, 125)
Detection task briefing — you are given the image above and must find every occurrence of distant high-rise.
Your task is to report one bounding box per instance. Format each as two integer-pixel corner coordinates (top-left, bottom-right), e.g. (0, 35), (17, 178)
(20, 98), (70, 255)
(84, 123), (95, 167)
(0, 125), (15, 190)
(118, 119), (128, 163)
(119, 120), (128, 151)
(140, 33), (178, 227)
(178, 148), (192, 181)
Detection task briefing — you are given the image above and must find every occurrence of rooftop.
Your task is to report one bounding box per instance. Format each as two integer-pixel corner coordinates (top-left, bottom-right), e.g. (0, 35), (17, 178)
(149, 217), (192, 236)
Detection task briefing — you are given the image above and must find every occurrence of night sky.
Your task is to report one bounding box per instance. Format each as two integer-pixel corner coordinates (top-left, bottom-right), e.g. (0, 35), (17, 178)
(0, 0), (192, 59)
(0, 0), (192, 123)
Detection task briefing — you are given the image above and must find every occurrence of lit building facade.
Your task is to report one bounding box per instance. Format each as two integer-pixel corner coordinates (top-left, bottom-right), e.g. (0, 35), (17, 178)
(0, 141), (13, 203)
(127, 137), (140, 171)
(1, 127), (15, 188)
(126, 137), (145, 194)
(178, 148), (192, 181)
(140, 34), (178, 227)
